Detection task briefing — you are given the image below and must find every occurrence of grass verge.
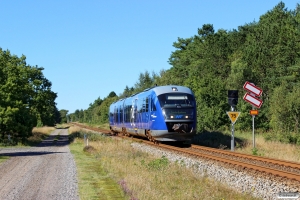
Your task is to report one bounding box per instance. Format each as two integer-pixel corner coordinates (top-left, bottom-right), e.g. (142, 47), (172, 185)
(69, 126), (260, 200)
(69, 137), (126, 199)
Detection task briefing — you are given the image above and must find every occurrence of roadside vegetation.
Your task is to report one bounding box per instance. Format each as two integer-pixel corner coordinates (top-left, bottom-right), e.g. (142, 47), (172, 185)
(0, 50), (72, 144)
(234, 131), (300, 162)
(69, 126), (260, 200)
(0, 49), (59, 143)
(55, 123), (71, 129)
(0, 126), (54, 147)
(29, 126), (55, 145)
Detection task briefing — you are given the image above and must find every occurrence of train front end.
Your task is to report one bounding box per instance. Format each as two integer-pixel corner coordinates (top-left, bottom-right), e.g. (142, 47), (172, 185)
(150, 85), (197, 142)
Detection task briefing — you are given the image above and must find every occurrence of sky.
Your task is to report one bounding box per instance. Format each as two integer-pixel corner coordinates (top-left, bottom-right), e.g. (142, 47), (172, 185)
(1, 0), (299, 114)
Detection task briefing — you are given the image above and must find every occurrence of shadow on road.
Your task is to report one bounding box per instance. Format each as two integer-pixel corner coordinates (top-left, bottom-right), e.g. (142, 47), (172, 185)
(0, 130), (71, 157)
(36, 135), (70, 147)
(0, 151), (66, 157)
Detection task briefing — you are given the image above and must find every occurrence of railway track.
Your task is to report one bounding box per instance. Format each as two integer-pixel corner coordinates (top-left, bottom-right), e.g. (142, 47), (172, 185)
(70, 123), (300, 185)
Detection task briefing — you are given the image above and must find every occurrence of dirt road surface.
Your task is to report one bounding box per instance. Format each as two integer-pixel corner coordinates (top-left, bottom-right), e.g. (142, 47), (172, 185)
(0, 129), (79, 200)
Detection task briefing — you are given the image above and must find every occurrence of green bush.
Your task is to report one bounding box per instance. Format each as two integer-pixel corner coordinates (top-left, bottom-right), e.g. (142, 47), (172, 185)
(263, 131), (300, 145)
(69, 130), (107, 143)
(141, 156), (170, 171)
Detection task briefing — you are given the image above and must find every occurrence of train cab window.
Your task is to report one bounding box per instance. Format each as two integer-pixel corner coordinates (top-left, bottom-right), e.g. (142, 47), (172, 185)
(158, 93), (195, 120)
(158, 93), (195, 108)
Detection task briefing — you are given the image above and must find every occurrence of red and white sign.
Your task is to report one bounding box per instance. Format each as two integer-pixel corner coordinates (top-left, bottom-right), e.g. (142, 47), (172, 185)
(243, 82), (263, 108)
(243, 93), (263, 108)
(243, 81), (263, 97)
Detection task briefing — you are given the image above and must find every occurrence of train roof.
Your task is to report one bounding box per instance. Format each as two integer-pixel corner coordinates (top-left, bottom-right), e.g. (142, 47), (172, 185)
(110, 85), (194, 105)
(151, 85), (193, 96)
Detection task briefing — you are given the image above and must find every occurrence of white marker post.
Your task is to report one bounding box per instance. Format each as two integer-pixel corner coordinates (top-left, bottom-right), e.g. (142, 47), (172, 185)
(243, 82), (263, 149)
(252, 105), (255, 148)
(84, 134), (87, 147)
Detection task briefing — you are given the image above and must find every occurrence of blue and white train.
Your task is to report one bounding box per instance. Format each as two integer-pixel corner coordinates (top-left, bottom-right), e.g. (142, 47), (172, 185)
(109, 85), (197, 143)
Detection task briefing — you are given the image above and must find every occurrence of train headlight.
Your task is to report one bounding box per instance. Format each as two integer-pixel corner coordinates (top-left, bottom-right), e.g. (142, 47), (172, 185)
(185, 116), (189, 118)
(170, 115), (174, 118)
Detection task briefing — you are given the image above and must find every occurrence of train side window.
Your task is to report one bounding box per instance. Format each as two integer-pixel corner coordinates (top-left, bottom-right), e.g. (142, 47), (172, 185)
(117, 106), (120, 123)
(142, 98), (146, 113)
(119, 105), (123, 122)
(127, 105), (131, 122)
(125, 105), (128, 122)
(146, 97), (149, 112)
(151, 98), (156, 111)
(138, 99), (142, 113)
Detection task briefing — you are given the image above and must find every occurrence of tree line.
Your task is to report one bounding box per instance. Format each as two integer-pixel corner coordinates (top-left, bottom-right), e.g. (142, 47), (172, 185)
(0, 49), (62, 143)
(69, 2), (300, 144)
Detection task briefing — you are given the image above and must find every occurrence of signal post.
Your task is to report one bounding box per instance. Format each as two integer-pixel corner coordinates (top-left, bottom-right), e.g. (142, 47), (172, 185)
(227, 90), (240, 151)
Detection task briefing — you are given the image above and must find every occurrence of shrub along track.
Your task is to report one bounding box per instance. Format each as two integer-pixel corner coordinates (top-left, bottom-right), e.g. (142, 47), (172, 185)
(72, 123), (300, 194)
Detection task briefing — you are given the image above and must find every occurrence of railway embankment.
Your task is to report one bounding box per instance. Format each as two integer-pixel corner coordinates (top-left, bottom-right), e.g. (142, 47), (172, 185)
(72, 123), (300, 200)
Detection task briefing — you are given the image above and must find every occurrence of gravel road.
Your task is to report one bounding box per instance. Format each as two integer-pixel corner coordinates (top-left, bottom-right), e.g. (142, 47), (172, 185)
(0, 129), (79, 200)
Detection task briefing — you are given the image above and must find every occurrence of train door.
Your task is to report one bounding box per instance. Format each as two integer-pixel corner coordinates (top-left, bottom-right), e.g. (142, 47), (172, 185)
(135, 98), (139, 127)
(113, 106), (117, 125)
(130, 98), (138, 127)
(145, 96), (150, 129)
(149, 95), (157, 128)
(122, 100), (125, 126)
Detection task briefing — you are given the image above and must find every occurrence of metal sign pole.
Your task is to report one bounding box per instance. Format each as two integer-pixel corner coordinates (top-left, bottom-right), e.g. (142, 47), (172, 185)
(243, 81), (263, 149)
(252, 105), (255, 148)
(231, 106), (235, 151)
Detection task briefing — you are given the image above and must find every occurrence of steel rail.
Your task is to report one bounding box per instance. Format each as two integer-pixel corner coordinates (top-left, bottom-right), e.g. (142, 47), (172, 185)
(191, 145), (300, 170)
(138, 139), (300, 182)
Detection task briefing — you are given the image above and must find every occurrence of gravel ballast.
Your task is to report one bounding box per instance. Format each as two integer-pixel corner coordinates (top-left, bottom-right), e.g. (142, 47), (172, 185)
(131, 142), (300, 200)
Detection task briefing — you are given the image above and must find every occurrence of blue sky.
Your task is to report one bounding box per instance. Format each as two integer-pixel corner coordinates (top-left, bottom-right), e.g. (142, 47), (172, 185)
(1, 0), (298, 114)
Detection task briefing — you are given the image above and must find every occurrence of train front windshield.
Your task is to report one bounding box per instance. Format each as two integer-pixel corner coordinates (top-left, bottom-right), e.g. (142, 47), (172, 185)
(157, 93), (195, 120)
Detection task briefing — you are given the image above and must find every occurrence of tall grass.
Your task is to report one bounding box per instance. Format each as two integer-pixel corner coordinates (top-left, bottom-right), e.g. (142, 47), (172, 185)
(234, 131), (300, 162)
(55, 123), (71, 129)
(192, 130), (300, 163)
(69, 127), (260, 200)
(27, 126), (55, 145)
